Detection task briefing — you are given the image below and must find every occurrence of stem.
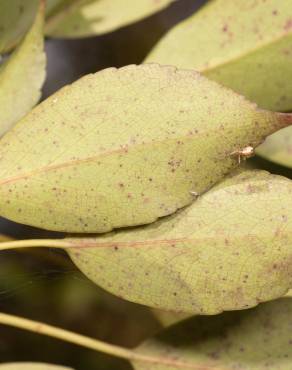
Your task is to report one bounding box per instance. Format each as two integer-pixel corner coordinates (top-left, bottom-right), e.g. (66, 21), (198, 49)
(0, 239), (71, 251)
(275, 112), (292, 129)
(0, 312), (219, 370)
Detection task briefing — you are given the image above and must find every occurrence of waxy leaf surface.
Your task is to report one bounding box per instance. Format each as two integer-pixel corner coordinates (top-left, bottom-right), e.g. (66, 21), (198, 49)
(0, 0), (39, 53)
(146, 0), (292, 167)
(45, 0), (174, 38)
(68, 170), (292, 313)
(0, 1), (46, 136)
(0, 364), (73, 370)
(0, 65), (284, 232)
(134, 298), (292, 370)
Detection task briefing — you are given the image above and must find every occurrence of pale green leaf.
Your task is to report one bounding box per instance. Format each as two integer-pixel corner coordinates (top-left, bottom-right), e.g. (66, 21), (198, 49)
(0, 65), (287, 232)
(45, 0), (66, 16)
(256, 126), (292, 168)
(68, 169), (292, 314)
(0, 0), (39, 53)
(0, 364), (73, 370)
(146, 0), (292, 112)
(0, 1), (46, 136)
(134, 298), (292, 370)
(145, 0), (292, 167)
(45, 0), (175, 38)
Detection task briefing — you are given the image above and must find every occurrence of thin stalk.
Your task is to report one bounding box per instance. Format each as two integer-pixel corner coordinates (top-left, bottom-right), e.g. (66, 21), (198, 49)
(0, 312), (220, 370)
(275, 112), (292, 128)
(0, 239), (71, 251)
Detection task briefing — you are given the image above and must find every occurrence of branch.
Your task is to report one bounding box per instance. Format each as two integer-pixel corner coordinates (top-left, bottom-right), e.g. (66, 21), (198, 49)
(0, 312), (220, 370)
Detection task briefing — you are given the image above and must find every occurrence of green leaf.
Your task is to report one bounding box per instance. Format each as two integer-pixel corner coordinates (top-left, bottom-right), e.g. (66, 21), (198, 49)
(0, 65), (288, 232)
(145, 0), (292, 167)
(256, 127), (292, 168)
(146, 0), (292, 112)
(0, 0), (46, 136)
(0, 0), (39, 53)
(0, 364), (73, 370)
(45, 0), (175, 38)
(46, 0), (66, 16)
(68, 169), (292, 313)
(134, 298), (292, 370)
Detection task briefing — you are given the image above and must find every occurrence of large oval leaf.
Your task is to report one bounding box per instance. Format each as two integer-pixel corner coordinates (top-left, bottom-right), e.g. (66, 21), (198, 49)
(45, 0), (174, 38)
(145, 0), (292, 167)
(134, 298), (292, 370)
(0, 0), (39, 53)
(0, 364), (73, 370)
(0, 0), (46, 136)
(0, 65), (286, 232)
(68, 169), (292, 314)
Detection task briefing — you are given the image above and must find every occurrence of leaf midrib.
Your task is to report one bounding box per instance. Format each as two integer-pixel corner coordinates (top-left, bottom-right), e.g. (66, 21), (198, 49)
(0, 127), (226, 187)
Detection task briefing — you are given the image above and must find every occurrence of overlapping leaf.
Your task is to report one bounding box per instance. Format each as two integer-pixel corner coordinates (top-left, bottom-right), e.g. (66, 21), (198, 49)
(0, 0), (39, 53)
(0, 0), (46, 136)
(134, 298), (292, 370)
(257, 126), (292, 168)
(45, 0), (175, 38)
(0, 64), (287, 232)
(146, 0), (292, 167)
(68, 170), (292, 314)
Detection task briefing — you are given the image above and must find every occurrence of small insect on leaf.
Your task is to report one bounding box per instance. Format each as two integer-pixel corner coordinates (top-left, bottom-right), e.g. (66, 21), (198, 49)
(230, 145), (255, 163)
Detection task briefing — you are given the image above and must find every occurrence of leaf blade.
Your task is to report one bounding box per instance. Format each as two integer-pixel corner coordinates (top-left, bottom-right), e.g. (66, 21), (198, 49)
(0, 0), (39, 53)
(145, 0), (292, 168)
(134, 298), (292, 370)
(45, 0), (175, 38)
(0, 0), (46, 136)
(0, 65), (282, 232)
(68, 169), (292, 313)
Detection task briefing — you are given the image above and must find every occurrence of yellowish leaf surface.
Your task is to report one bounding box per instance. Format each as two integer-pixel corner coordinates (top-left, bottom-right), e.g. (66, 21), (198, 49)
(0, 65), (286, 232)
(0, 1), (46, 136)
(146, 0), (292, 167)
(134, 298), (292, 370)
(68, 170), (292, 313)
(0, 0), (39, 53)
(46, 0), (175, 38)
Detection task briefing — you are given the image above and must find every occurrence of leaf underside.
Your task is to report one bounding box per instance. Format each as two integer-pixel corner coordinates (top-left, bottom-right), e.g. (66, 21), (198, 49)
(145, 0), (292, 167)
(134, 298), (292, 370)
(0, 0), (46, 136)
(0, 64), (279, 232)
(45, 0), (175, 38)
(68, 169), (292, 314)
(0, 0), (39, 53)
